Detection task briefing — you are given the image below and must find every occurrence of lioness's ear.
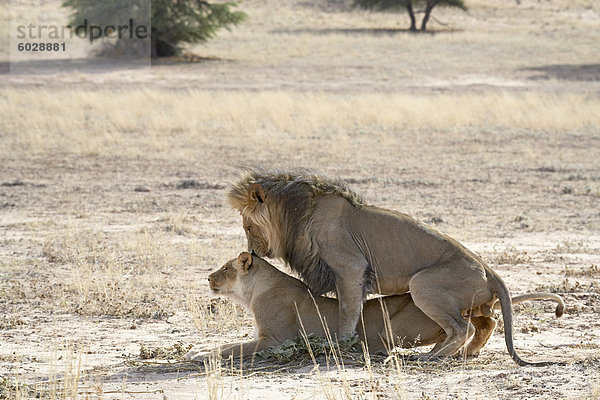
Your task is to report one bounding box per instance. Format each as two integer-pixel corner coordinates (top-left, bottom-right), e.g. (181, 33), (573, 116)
(249, 183), (267, 205)
(238, 252), (253, 271)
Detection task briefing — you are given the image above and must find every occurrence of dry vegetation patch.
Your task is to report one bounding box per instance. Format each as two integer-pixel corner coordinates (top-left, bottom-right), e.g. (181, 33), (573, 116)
(40, 229), (176, 318)
(188, 297), (251, 334)
(1, 90), (599, 159)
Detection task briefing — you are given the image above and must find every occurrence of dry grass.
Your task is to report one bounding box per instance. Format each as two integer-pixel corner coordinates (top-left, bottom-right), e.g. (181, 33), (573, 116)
(493, 246), (532, 266)
(0, 346), (86, 400)
(556, 239), (593, 254)
(1, 89), (599, 158)
(188, 296), (250, 334)
(43, 229), (167, 317)
(33, 226), (215, 319)
(564, 265), (600, 278)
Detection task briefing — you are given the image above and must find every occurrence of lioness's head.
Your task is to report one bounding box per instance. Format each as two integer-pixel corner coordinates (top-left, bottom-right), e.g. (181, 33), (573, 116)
(208, 252), (256, 297)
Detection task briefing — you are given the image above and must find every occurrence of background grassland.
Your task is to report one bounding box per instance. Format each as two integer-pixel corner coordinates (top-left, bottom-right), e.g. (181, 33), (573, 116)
(1, 90), (600, 158)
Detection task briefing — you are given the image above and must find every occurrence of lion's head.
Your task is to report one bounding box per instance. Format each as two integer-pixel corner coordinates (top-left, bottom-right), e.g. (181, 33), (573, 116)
(236, 182), (277, 259)
(227, 168), (365, 295)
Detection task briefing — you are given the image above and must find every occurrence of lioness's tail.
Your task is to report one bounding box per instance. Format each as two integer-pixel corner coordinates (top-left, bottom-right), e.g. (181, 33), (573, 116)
(496, 292), (565, 318)
(489, 272), (561, 367)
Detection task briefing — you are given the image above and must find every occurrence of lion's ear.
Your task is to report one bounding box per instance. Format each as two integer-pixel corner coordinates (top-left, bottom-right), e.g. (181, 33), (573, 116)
(249, 183), (267, 205)
(238, 252), (253, 271)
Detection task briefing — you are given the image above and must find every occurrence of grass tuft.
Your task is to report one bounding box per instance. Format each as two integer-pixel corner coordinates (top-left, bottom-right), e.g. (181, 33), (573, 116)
(257, 334), (365, 364)
(139, 342), (194, 360)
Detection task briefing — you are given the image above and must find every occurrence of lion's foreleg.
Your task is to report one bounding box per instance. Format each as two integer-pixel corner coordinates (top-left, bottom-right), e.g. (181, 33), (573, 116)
(335, 270), (368, 338)
(316, 231), (370, 338)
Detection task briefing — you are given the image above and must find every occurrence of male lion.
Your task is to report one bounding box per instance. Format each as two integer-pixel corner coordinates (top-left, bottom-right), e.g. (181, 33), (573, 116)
(185, 253), (564, 361)
(228, 168), (558, 365)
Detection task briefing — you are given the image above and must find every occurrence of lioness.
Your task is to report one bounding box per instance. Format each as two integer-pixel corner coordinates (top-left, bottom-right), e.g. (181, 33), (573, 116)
(185, 253), (565, 361)
(228, 168), (559, 365)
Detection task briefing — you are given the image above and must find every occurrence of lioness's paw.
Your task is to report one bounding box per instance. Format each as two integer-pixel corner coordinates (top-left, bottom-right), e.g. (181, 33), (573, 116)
(185, 349), (207, 362)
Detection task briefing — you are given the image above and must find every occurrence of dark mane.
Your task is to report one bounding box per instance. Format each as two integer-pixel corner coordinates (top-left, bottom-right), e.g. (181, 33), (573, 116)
(230, 167), (365, 208)
(228, 168), (365, 295)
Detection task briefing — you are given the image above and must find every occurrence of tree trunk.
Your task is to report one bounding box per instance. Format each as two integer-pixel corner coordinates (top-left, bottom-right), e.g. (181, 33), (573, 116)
(420, 0), (440, 31)
(151, 35), (178, 58)
(406, 2), (417, 32)
(151, 36), (158, 59)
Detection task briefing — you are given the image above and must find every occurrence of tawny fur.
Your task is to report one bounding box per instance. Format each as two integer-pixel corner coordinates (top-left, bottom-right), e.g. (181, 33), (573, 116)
(227, 168), (563, 366)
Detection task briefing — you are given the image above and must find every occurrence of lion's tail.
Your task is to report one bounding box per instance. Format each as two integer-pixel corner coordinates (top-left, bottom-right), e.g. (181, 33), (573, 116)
(489, 271), (560, 367)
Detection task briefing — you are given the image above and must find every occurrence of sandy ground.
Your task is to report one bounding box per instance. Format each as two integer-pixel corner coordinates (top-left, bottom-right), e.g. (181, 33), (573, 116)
(1, 145), (599, 399)
(1, 0), (600, 399)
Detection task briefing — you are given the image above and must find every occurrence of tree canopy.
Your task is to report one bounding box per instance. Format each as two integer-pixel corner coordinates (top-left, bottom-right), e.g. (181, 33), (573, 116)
(354, 0), (467, 32)
(62, 0), (247, 58)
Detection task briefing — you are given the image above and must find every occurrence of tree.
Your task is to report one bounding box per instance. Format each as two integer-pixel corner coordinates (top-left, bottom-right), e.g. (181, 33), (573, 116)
(62, 0), (247, 58)
(353, 0), (466, 32)
(150, 0), (247, 58)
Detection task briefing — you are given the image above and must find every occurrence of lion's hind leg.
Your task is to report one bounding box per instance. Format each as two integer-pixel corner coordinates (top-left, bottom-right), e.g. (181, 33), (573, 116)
(462, 316), (497, 357)
(408, 268), (482, 359)
(409, 298), (476, 358)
